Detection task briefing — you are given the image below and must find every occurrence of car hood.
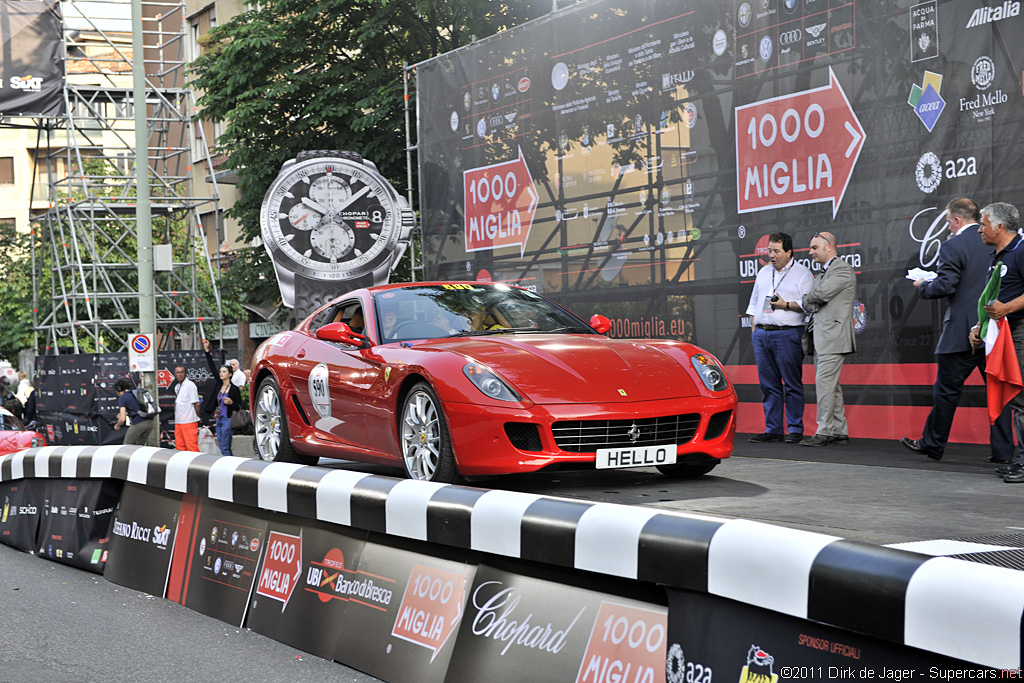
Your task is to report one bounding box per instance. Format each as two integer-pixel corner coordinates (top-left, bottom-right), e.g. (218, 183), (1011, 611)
(417, 335), (701, 404)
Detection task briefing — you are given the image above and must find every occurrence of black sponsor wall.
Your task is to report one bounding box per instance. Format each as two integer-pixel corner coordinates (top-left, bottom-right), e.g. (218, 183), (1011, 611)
(104, 483), (182, 596)
(665, 589), (991, 681)
(35, 479), (120, 573)
(416, 0), (1024, 438)
(0, 0), (64, 116)
(35, 350), (223, 447)
(0, 479), (44, 552)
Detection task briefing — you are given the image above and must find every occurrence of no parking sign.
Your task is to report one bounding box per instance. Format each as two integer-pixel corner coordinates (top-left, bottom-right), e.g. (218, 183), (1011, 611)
(129, 333), (154, 371)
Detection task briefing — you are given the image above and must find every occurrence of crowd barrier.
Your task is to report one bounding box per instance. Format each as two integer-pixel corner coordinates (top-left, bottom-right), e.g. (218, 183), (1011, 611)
(0, 445), (1018, 681)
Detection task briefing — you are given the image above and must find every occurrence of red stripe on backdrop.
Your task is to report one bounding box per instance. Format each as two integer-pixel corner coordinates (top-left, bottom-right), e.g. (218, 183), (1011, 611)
(724, 364), (984, 386)
(735, 403), (992, 444)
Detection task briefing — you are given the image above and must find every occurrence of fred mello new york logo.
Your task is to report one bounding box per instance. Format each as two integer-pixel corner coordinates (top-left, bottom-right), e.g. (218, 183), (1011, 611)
(908, 71), (945, 132)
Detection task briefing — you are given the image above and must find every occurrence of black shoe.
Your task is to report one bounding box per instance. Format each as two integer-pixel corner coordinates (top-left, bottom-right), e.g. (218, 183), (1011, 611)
(831, 435), (849, 445)
(799, 435), (831, 447)
(748, 433), (783, 443)
(996, 462), (1023, 476)
(900, 437), (924, 454)
(1004, 467), (1024, 483)
(988, 456), (1013, 463)
(900, 437), (941, 460)
(784, 433), (803, 444)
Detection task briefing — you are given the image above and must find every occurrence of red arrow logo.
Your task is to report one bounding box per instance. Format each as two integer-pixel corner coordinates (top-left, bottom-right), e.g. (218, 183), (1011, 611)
(736, 66), (865, 218)
(463, 146), (538, 256)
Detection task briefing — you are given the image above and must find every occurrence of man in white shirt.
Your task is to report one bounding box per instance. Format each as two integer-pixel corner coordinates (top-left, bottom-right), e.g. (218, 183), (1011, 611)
(173, 365), (201, 451)
(745, 232), (814, 443)
(228, 359), (246, 388)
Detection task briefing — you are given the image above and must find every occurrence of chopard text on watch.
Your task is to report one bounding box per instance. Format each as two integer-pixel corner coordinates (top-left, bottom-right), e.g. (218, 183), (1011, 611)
(261, 156), (405, 282)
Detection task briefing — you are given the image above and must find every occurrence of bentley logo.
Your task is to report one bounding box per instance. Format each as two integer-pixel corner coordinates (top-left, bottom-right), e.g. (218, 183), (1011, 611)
(628, 423), (641, 444)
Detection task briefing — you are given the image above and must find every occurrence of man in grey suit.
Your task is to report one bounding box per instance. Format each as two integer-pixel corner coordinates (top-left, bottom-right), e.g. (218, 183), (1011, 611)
(800, 231), (857, 446)
(900, 198), (1014, 462)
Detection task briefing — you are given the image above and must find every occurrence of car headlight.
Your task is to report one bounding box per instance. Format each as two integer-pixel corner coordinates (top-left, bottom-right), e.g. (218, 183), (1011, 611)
(691, 353), (729, 391)
(31, 436), (45, 447)
(463, 362), (521, 402)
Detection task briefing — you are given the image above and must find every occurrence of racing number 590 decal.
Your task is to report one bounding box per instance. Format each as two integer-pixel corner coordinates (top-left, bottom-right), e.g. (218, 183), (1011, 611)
(308, 362), (331, 419)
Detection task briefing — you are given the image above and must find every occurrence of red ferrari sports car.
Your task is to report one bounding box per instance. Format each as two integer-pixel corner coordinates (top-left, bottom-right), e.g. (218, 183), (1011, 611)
(0, 406), (46, 456)
(250, 282), (736, 482)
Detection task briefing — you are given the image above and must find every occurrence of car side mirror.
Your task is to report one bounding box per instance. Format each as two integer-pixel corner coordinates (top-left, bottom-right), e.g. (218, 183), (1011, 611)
(590, 314), (612, 334)
(316, 322), (370, 348)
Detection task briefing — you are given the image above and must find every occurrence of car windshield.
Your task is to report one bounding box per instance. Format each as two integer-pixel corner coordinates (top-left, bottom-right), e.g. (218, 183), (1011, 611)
(0, 411), (25, 432)
(372, 284), (593, 343)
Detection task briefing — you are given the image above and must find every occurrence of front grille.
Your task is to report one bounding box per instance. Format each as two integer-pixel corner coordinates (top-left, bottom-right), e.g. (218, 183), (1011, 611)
(552, 414), (701, 453)
(504, 423), (543, 452)
(704, 410), (732, 440)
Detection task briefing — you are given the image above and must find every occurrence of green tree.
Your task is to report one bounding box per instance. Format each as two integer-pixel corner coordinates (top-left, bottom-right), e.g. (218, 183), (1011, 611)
(189, 0), (555, 311)
(0, 223), (33, 362)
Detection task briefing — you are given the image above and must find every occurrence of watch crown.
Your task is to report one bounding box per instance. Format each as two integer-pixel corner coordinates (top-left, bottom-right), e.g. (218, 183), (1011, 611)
(401, 209), (416, 229)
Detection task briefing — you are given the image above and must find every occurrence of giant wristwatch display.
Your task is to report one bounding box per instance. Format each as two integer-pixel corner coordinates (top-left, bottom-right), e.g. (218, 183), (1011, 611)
(260, 150), (415, 319)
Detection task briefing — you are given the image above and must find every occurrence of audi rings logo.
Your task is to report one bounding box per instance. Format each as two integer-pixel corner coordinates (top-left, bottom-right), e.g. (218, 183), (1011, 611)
(780, 29), (802, 45)
(916, 152), (941, 193)
(972, 56), (995, 91)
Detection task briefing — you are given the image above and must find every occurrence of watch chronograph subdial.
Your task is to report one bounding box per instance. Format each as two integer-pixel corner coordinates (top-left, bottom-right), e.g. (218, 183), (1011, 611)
(310, 176), (352, 212)
(287, 203), (322, 230)
(310, 223), (356, 262)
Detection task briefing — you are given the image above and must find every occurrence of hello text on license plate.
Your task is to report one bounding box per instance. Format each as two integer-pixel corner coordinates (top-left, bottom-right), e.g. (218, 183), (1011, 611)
(596, 444), (678, 469)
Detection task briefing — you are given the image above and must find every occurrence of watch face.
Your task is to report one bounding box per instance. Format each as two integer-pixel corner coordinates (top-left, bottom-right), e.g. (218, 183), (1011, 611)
(261, 156), (406, 281)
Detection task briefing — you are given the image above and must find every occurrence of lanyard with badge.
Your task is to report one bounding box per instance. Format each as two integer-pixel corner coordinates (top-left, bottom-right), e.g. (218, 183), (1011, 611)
(763, 264), (792, 313)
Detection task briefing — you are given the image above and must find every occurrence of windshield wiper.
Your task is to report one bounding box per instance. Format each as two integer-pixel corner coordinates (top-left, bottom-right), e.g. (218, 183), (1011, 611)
(450, 326), (590, 337)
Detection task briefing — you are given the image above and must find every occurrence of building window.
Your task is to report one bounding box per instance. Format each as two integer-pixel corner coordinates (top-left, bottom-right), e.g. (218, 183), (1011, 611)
(0, 158), (14, 184)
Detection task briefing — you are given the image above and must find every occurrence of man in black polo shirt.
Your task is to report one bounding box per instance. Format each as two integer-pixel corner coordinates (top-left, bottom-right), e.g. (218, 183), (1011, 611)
(969, 202), (1024, 482)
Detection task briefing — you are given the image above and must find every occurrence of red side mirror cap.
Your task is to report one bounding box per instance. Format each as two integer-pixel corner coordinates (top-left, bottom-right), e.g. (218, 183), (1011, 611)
(590, 314), (612, 334)
(316, 322), (369, 347)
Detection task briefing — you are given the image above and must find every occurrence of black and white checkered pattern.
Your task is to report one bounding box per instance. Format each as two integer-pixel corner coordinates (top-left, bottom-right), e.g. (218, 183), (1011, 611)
(1, 445), (1020, 669)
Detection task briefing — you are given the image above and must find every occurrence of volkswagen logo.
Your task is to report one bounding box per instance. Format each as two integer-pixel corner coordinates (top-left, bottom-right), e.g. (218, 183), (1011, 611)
(759, 36), (774, 61)
(780, 29), (802, 45)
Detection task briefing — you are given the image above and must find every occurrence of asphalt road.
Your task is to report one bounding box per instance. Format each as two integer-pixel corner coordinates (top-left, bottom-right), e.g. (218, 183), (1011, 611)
(1, 436), (1017, 680)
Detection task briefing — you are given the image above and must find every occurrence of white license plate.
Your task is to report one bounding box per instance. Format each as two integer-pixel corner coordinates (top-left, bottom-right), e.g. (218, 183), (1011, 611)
(596, 444), (678, 469)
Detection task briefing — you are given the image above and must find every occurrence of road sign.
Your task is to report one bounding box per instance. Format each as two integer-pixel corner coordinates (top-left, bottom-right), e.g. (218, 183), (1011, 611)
(128, 333), (154, 372)
(463, 146), (539, 256)
(735, 67), (865, 218)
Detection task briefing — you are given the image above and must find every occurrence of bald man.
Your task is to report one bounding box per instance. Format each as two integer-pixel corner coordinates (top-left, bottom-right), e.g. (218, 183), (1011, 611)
(799, 232), (857, 446)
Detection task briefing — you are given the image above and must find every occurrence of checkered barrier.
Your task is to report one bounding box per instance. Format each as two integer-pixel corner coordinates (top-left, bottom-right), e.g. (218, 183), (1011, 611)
(1, 444), (1021, 670)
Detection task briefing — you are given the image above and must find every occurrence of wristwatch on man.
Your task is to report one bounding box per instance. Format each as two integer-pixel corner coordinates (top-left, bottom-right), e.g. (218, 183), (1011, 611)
(260, 150), (415, 319)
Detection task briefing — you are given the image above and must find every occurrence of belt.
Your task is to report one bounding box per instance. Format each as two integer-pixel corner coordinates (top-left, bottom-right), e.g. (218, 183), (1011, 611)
(756, 324), (802, 331)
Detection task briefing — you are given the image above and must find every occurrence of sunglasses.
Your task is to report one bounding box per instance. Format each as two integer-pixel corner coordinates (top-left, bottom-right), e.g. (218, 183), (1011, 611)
(812, 232), (833, 245)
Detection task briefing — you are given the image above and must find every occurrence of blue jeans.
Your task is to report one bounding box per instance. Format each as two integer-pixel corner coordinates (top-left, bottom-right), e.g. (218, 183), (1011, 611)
(216, 416), (233, 457)
(752, 326), (805, 434)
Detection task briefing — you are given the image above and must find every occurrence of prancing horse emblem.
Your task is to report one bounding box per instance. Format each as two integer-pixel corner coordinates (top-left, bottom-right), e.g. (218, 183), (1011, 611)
(628, 423), (641, 443)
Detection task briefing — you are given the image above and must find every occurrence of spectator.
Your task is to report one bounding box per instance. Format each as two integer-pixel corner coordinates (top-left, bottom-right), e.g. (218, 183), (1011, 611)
(745, 231), (814, 444)
(173, 365), (201, 451)
(112, 379), (155, 446)
(800, 231), (857, 446)
(228, 358), (246, 387)
(212, 364), (242, 457)
(969, 203), (1024, 482)
(901, 198), (1014, 462)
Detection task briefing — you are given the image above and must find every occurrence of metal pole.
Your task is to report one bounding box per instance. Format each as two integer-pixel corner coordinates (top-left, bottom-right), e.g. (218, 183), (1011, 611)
(403, 62), (417, 283)
(132, 0), (159, 442)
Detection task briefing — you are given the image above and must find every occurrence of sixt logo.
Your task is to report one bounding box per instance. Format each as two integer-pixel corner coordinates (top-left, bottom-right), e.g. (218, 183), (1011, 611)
(966, 1), (1019, 28)
(11, 75), (42, 91)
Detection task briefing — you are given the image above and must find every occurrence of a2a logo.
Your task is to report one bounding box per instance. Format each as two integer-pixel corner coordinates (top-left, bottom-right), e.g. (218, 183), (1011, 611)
(916, 153), (976, 193)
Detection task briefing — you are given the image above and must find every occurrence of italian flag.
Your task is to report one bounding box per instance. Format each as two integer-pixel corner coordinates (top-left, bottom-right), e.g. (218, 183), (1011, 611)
(978, 261), (1023, 424)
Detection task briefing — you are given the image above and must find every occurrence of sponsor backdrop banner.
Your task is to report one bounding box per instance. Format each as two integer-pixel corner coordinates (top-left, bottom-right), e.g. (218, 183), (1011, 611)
(446, 561), (668, 683)
(665, 588), (990, 681)
(104, 482), (182, 597)
(246, 520), (368, 659)
(0, 479), (44, 552)
(0, 0), (63, 116)
(415, 0), (1024, 440)
(331, 534), (476, 683)
(34, 350), (223, 447)
(34, 478), (120, 574)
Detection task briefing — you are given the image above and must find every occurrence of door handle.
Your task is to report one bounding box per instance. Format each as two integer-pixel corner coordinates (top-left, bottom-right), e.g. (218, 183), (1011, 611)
(297, 349), (306, 359)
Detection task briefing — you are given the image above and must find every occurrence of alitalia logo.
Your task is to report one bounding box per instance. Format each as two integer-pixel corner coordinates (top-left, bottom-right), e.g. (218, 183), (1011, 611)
(966, 1), (1019, 28)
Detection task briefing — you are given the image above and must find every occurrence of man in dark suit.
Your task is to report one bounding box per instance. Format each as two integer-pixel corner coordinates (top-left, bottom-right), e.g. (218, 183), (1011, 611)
(901, 198), (1014, 462)
(800, 231), (857, 446)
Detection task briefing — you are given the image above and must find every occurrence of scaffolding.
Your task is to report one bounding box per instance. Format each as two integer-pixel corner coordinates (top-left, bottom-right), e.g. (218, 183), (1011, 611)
(29, 0), (221, 354)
